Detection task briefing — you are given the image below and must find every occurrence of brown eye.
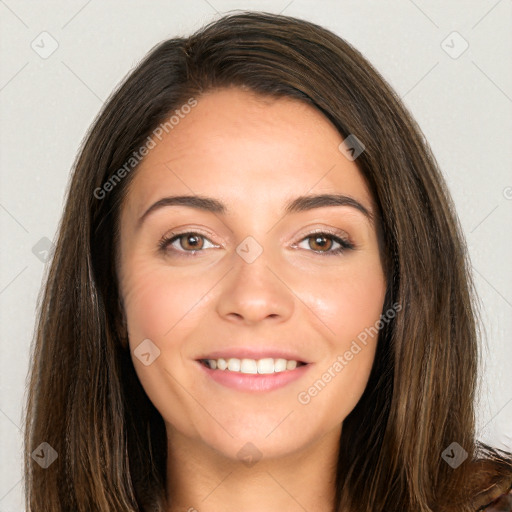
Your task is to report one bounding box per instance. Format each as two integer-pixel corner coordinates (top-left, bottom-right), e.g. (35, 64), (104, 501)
(179, 233), (204, 251)
(295, 232), (354, 255)
(308, 234), (333, 252)
(158, 232), (217, 255)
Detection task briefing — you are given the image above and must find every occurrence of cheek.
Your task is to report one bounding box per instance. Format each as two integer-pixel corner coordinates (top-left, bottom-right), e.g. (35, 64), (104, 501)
(306, 259), (384, 372)
(119, 257), (213, 423)
(121, 262), (167, 342)
(304, 256), (386, 345)
(296, 262), (385, 419)
(119, 255), (209, 344)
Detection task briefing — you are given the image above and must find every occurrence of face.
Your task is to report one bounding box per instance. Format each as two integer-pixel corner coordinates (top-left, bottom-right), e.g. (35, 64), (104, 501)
(116, 87), (386, 461)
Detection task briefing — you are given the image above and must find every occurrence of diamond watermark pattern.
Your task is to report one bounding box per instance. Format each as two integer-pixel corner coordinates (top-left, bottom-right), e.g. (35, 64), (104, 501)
(338, 134), (365, 161)
(236, 236), (263, 264)
(236, 442), (263, 468)
(32, 237), (55, 263)
(31, 31), (59, 59)
(441, 442), (468, 468)
(134, 338), (161, 366)
(441, 31), (469, 59)
(31, 442), (58, 468)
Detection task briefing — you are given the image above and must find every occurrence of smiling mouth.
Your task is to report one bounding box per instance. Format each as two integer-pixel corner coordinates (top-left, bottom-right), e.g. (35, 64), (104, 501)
(197, 357), (308, 374)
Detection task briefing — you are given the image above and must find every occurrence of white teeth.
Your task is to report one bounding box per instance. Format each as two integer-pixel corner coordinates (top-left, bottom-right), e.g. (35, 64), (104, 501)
(241, 359), (258, 374)
(202, 357), (304, 374)
(286, 360), (297, 370)
(227, 358), (240, 371)
(274, 358), (287, 372)
(257, 358), (274, 374)
(216, 358), (227, 370)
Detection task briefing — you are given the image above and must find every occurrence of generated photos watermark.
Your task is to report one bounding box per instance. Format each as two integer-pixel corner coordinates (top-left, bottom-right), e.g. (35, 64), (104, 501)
(297, 302), (402, 405)
(93, 96), (198, 200)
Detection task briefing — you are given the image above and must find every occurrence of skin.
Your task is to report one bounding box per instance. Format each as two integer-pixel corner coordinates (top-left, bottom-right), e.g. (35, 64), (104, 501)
(116, 87), (387, 512)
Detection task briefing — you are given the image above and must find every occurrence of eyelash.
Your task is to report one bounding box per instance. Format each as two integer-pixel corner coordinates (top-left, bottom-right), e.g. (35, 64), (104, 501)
(157, 229), (355, 257)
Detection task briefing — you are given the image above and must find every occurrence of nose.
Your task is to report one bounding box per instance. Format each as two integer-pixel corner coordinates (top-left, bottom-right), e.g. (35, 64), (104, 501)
(215, 247), (295, 325)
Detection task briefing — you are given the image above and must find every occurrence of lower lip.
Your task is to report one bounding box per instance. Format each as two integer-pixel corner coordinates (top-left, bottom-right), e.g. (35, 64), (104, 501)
(195, 361), (313, 393)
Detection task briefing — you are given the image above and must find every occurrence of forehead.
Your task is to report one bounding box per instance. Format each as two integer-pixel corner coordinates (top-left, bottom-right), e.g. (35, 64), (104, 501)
(122, 87), (374, 219)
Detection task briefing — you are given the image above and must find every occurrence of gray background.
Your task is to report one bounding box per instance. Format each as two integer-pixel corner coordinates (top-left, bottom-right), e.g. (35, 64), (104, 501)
(1, 1), (511, 509)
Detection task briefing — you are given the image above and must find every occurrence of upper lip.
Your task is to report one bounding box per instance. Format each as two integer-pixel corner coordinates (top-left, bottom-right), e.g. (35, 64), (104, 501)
(195, 347), (310, 364)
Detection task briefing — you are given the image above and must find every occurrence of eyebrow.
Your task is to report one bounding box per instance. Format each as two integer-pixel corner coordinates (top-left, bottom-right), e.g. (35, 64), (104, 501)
(137, 193), (373, 228)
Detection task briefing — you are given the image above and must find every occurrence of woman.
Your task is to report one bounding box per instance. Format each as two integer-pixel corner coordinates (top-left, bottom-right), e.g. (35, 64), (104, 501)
(23, 11), (512, 512)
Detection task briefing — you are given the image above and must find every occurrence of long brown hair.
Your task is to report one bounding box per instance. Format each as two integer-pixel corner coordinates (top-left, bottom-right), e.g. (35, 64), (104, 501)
(23, 11), (512, 512)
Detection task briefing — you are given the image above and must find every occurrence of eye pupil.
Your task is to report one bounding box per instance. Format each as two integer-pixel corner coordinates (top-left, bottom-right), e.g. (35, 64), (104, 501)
(182, 234), (203, 250)
(310, 235), (332, 251)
